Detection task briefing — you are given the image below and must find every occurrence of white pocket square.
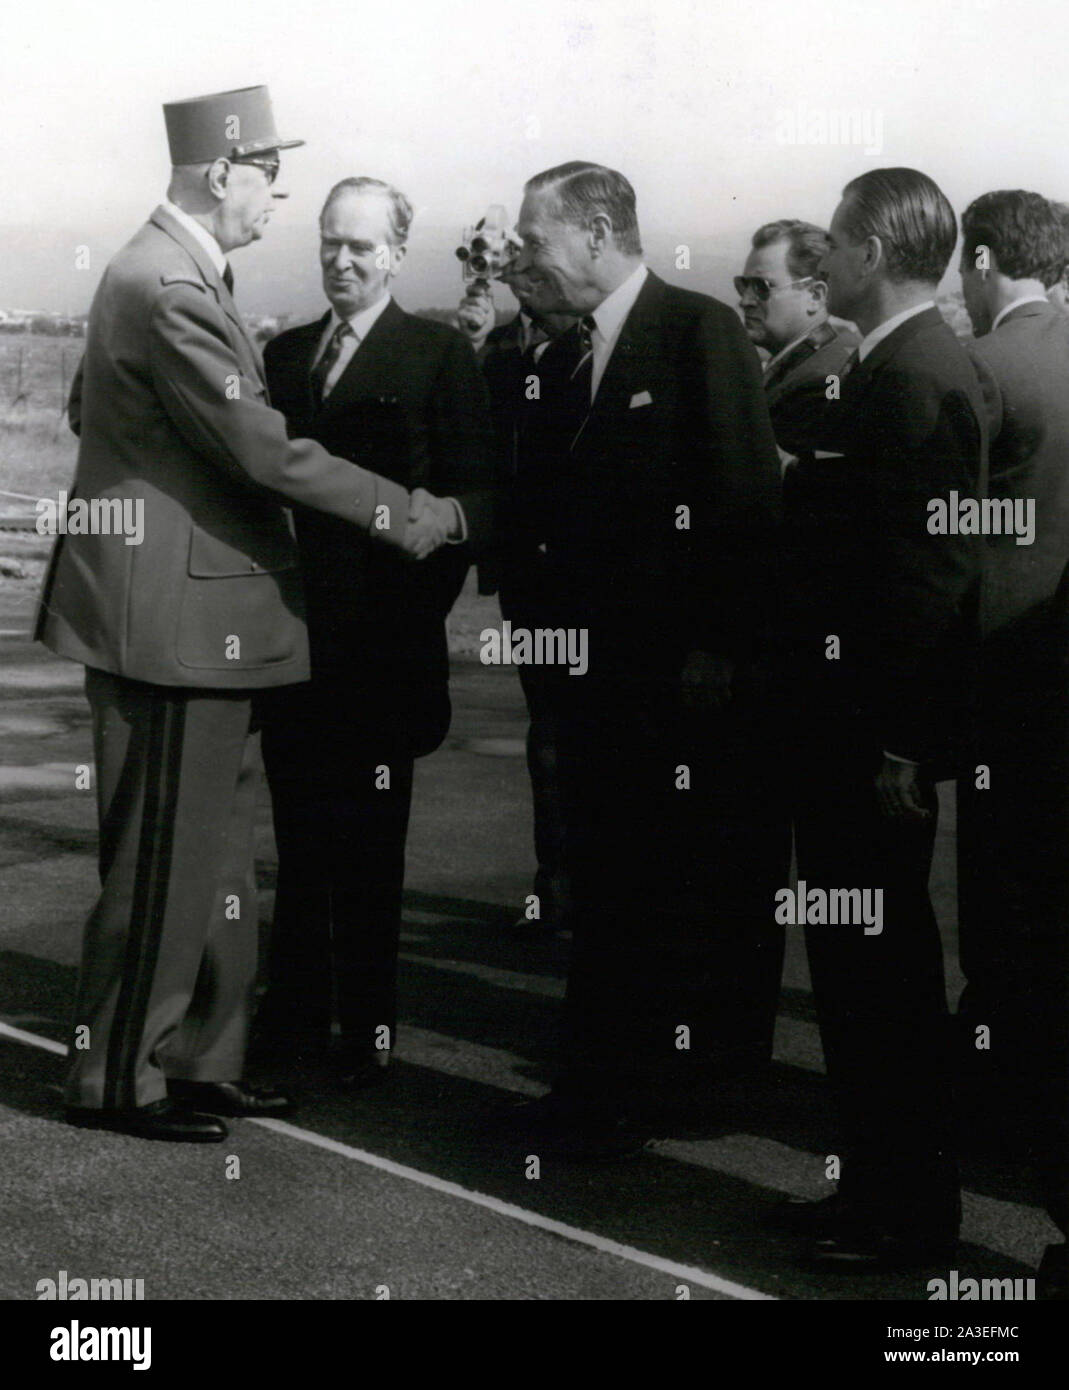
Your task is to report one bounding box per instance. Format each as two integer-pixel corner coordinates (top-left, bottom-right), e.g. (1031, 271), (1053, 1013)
(629, 390), (653, 409)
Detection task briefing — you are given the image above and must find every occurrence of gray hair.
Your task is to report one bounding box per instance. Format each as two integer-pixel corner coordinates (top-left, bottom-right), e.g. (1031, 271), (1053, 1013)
(320, 177), (414, 245)
(525, 161), (642, 256)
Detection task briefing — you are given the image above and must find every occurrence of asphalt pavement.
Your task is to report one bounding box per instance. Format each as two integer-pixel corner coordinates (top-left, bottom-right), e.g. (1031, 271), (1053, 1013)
(0, 577), (1059, 1302)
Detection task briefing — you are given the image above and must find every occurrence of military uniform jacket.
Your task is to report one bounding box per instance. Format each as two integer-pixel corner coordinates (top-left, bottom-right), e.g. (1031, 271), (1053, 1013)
(35, 206), (411, 689)
(764, 320), (860, 459)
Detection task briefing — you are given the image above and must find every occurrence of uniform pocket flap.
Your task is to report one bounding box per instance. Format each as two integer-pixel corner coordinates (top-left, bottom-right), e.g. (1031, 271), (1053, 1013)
(187, 520), (297, 578)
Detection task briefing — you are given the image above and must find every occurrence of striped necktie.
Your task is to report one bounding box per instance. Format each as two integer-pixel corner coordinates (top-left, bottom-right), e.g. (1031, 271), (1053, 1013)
(572, 315), (596, 394)
(311, 321), (353, 403)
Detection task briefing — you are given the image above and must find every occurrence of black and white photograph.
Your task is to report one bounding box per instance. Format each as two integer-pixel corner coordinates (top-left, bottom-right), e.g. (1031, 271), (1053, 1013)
(0, 0), (1065, 1354)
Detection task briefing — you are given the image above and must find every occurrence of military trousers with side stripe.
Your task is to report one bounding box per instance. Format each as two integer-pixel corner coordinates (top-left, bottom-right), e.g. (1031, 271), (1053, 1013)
(66, 668), (261, 1110)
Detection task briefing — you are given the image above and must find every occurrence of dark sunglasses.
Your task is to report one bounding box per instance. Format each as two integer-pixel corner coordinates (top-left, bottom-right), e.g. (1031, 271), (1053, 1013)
(734, 274), (815, 302)
(232, 157), (280, 185)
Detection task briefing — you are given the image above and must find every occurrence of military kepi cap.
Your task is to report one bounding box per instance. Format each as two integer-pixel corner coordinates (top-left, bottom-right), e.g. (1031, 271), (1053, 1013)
(163, 85), (305, 164)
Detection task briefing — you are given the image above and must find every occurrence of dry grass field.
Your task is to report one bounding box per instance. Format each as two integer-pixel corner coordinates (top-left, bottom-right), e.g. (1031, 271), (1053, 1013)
(0, 332), (501, 639)
(0, 335), (80, 502)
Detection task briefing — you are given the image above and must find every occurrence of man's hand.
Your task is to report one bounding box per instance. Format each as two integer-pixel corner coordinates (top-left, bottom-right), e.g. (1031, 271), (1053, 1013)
(875, 755), (933, 822)
(403, 487), (461, 560)
(456, 292), (495, 352)
(681, 650), (734, 711)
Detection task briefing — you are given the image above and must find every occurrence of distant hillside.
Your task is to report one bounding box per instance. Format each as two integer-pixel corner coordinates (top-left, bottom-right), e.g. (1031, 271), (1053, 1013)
(0, 220), (743, 321)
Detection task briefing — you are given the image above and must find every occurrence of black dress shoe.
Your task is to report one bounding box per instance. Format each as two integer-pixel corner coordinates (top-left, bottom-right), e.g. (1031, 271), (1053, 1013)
(64, 1098), (227, 1142)
(335, 1053), (390, 1091)
(1037, 1243), (1068, 1300)
(510, 913), (573, 937)
(168, 1079), (294, 1117)
(771, 1192), (846, 1235)
(807, 1224), (957, 1271)
(498, 1093), (650, 1162)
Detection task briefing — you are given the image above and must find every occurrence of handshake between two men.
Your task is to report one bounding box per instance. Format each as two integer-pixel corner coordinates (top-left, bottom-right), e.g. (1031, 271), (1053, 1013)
(403, 487), (465, 560)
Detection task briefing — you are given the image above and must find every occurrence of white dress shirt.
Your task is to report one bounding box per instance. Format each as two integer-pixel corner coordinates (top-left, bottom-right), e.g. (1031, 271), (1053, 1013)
(161, 199), (229, 279)
(313, 291), (394, 397)
(990, 294), (1050, 333)
(857, 299), (935, 362)
(586, 263), (649, 399)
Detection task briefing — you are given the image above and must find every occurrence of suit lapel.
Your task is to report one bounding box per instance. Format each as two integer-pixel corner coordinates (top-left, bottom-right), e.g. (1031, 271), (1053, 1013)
(316, 298), (406, 419)
(846, 305), (943, 400)
(284, 312), (330, 421)
(573, 270), (665, 454)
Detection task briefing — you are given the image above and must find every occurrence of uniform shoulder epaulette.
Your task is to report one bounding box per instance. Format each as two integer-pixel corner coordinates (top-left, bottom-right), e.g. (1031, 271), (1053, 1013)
(159, 273), (208, 291)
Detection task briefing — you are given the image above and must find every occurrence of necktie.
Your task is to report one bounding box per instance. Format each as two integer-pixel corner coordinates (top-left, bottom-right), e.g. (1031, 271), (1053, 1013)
(222, 262), (234, 294)
(572, 314), (596, 396)
(311, 321), (353, 403)
(543, 315), (597, 449)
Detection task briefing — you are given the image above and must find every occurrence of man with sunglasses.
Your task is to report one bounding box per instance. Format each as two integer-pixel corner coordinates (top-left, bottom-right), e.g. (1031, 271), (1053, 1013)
(36, 86), (452, 1143)
(736, 220), (858, 467)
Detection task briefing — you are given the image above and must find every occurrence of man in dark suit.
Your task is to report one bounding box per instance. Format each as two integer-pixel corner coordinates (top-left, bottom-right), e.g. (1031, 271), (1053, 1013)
(501, 162), (786, 1156)
(35, 89), (451, 1143)
(1046, 201), (1069, 312)
(256, 177), (496, 1087)
(782, 168), (988, 1267)
(458, 283), (577, 933)
(736, 218), (859, 463)
(956, 189), (1069, 1297)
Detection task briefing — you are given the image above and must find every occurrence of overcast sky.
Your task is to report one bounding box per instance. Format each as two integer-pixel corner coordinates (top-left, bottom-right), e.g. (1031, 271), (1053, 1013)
(6, 0), (1069, 311)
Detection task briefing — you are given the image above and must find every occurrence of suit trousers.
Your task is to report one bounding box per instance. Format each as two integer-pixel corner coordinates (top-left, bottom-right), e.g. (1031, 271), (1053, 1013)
(67, 669), (260, 1110)
(499, 575), (572, 924)
(260, 682), (415, 1058)
(553, 661), (789, 1111)
(956, 638), (1069, 1233)
(792, 685), (959, 1228)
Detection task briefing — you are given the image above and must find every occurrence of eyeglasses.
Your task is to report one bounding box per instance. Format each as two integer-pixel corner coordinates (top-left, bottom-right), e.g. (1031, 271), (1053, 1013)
(734, 274), (816, 302)
(232, 157), (280, 185)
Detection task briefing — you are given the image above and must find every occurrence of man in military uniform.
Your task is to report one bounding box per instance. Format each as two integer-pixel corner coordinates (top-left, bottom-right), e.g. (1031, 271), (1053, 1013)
(36, 86), (452, 1141)
(736, 218), (859, 466)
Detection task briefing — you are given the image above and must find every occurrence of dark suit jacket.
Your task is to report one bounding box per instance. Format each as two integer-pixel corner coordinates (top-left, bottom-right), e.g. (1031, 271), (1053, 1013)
(968, 300), (1069, 647)
(513, 269), (782, 676)
(474, 314), (535, 599)
(787, 305), (988, 768)
(765, 320), (860, 459)
(478, 313), (530, 473)
(263, 298), (495, 754)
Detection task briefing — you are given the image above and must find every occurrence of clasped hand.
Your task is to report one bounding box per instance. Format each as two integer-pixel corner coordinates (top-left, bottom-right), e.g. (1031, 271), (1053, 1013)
(403, 487), (460, 560)
(875, 755), (933, 822)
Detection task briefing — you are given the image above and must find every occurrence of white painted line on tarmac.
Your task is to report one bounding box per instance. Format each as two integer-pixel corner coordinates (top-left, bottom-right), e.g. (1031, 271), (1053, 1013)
(0, 1019), (67, 1056)
(0, 1017), (772, 1301)
(251, 1116), (775, 1299)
